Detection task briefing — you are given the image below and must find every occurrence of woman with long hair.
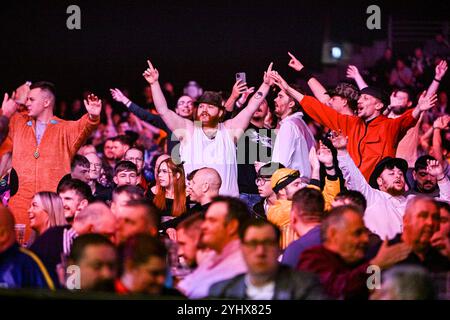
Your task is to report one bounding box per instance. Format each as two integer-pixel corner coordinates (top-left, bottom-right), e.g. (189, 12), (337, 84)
(148, 157), (187, 218)
(27, 191), (67, 237)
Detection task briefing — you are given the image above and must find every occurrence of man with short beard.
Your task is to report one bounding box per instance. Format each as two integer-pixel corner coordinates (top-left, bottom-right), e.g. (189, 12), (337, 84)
(102, 138), (116, 168)
(406, 155), (441, 198)
(143, 60), (273, 197)
(332, 133), (450, 240)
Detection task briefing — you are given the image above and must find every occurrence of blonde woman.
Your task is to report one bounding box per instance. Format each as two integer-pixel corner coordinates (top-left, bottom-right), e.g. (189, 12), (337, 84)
(27, 191), (67, 237)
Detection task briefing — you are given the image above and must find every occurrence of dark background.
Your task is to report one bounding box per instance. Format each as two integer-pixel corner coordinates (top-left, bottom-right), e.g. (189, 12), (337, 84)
(0, 0), (448, 103)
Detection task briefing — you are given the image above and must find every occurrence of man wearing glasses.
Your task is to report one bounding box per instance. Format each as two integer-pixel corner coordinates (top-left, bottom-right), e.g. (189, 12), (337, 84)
(85, 152), (112, 202)
(209, 219), (324, 300)
(253, 162), (285, 218)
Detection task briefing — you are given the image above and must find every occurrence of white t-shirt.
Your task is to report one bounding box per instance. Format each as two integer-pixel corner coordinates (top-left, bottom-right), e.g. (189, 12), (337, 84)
(245, 275), (275, 300)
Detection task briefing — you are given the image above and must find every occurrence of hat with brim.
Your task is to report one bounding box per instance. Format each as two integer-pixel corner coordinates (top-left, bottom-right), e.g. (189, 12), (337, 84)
(360, 87), (389, 107)
(369, 157), (408, 189)
(194, 91), (223, 109)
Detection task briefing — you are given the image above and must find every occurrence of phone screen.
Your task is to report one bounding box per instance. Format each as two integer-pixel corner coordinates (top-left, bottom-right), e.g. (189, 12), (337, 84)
(235, 72), (246, 84)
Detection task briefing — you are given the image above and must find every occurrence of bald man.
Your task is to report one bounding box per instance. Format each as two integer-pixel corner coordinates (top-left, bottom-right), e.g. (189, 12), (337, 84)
(162, 167), (222, 232)
(0, 207), (54, 289)
(188, 167), (222, 209)
(73, 202), (117, 242)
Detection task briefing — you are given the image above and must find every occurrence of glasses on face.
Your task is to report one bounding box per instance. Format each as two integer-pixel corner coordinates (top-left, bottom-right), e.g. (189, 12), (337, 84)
(255, 176), (271, 186)
(125, 157), (143, 163)
(242, 239), (278, 249)
(90, 163), (102, 169)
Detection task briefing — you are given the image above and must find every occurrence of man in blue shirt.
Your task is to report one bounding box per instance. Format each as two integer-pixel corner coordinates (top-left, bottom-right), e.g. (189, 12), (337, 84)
(281, 188), (324, 268)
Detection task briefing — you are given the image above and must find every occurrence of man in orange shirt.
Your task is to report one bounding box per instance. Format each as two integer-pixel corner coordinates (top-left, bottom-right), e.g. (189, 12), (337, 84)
(1, 81), (101, 239)
(269, 71), (437, 181)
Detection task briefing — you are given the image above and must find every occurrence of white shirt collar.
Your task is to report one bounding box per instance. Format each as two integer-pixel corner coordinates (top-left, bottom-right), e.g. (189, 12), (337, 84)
(279, 111), (304, 125)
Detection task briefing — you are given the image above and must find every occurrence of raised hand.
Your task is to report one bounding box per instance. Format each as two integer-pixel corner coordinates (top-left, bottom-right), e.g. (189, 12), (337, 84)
(1, 92), (18, 118)
(110, 88), (130, 105)
(15, 82), (31, 105)
(309, 146), (320, 172)
(84, 93), (102, 118)
(287, 52), (304, 72)
(431, 233), (450, 258)
(317, 140), (334, 167)
(346, 65), (361, 80)
(426, 159), (445, 179)
(417, 91), (438, 112)
(231, 79), (248, 99)
(433, 115), (450, 130)
(435, 60), (448, 81)
(371, 238), (412, 270)
(237, 86), (255, 106)
(263, 62), (274, 85)
(329, 130), (348, 150)
(269, 71), (289, 91)
(143, 60), (159, 85)
(389, 92), (404, 107)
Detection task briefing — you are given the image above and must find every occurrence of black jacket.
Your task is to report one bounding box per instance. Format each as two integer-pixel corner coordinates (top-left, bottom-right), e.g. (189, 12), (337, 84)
(208, 265), (326, 300)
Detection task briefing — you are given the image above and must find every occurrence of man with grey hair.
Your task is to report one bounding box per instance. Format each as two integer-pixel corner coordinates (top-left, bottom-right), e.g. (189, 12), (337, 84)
(370, 265), (436, 300)
(298, 205), (411, 299)
(84, 152), (112, 202)
(387, 196), (450, 272)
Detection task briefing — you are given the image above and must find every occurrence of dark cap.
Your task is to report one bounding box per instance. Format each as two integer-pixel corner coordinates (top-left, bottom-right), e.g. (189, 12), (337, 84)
(327, 83), (360, 102)
(369, 157), (408, 189)
(360, 87), (389, 106)
(194, 91), (223, 109)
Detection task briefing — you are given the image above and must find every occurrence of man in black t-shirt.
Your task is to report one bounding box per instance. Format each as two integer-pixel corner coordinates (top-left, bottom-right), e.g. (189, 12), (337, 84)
(236, 99), (275, 209)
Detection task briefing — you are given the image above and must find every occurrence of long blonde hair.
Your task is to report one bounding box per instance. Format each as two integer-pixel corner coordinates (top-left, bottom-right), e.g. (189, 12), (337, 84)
(35, 191), (67, 228)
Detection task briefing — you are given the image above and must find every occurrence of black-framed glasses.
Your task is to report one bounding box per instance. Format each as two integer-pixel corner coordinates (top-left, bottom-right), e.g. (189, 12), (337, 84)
(255, 176), (271, 186)
(90, 163), (102, 169)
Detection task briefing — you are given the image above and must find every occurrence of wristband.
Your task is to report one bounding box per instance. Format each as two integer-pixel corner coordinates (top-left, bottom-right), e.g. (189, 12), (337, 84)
(437, 175), (447, 182)
(434, 78), (441, 83)
(324, 165), (334, 170)
(298, 68), (314, 82)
